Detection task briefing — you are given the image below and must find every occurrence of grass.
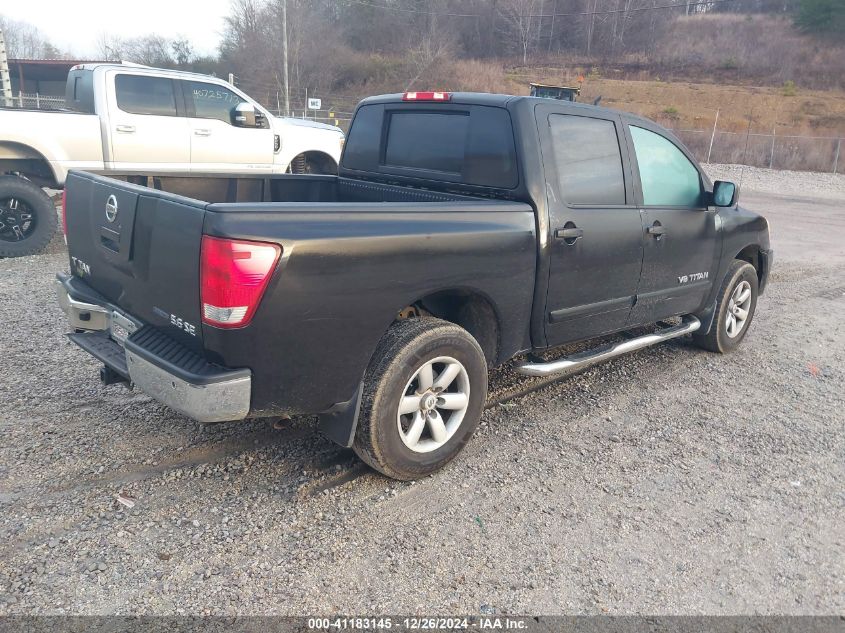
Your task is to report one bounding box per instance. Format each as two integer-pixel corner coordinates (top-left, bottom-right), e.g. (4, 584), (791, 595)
(553, 76), (845, 135)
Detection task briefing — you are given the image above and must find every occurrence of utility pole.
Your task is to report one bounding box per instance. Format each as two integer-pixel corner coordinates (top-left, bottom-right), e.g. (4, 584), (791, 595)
(282, 0), (290, 118)
(548, 0), (558, 53)
(586, 0), (597, 56)
(0, 28), (13, 108)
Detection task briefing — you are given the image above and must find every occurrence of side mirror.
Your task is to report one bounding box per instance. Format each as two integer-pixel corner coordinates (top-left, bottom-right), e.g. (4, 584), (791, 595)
(713, 180), (738, 207)
(233, 102), (257, 128)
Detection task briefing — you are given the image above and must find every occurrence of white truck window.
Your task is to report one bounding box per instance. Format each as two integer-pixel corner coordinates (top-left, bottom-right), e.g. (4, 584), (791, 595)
(183, 80), (244, 125)
(115, 75), (178, 117)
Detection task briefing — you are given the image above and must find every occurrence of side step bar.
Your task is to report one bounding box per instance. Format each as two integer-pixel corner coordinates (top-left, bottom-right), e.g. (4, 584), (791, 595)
(517, 315), (701, 378)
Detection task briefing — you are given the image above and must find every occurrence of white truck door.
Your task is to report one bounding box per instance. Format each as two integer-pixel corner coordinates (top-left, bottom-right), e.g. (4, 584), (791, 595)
(108, 73), (191, 171)
(179, 79), (274, 172)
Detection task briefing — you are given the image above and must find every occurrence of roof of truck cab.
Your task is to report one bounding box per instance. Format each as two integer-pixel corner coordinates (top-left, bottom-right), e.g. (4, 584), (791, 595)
(359, 92), (620, 117)
(71, 63), (230, 82)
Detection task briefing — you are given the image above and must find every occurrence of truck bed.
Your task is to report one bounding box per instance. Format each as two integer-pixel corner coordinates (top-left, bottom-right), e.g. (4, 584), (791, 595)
(103, 172), (483, 205)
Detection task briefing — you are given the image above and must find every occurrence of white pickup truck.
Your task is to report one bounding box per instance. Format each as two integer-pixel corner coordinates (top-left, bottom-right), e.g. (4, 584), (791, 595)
(0, 63), (344, 256)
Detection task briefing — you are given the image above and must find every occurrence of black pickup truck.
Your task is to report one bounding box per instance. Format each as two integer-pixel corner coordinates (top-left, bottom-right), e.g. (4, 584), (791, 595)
(57, 91), (772, 480)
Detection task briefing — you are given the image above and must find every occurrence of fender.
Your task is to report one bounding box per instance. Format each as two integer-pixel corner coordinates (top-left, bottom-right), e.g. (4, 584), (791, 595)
(273, 118), (344, 171)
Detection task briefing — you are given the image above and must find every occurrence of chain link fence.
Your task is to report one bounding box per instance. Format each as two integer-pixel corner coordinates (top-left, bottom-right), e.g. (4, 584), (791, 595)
(667, 127), (842, 173)
(2, 92), (66, 110)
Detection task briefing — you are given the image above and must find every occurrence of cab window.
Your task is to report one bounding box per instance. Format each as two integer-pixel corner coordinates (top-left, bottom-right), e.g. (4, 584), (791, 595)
(630, 125), (703, 207)
(115, 75), (177, 117)
(183, 80), (245, 125)
(548, 114), (626, 205)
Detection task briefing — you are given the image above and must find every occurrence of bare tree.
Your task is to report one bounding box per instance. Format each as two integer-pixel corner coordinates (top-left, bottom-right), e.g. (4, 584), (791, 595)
(405, 30), (455, 90)
(95, 32), (125, 60)
(171, 37), (193, 66)
(498, 0), (541, 64)
(0, 16), (65, 58)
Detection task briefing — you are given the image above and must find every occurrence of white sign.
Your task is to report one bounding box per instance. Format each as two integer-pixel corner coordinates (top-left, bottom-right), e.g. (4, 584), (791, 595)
(307, 98), (322, 110)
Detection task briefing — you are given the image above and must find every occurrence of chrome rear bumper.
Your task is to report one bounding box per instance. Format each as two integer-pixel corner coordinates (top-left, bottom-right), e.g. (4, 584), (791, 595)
(56, 275), (251, 423)
(125, 347), (251, 423)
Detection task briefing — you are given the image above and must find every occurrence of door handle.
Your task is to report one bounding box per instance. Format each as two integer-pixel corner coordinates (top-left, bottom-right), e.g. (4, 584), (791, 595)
(115, 125), (135, 133)
(554, 227), (584, 241)
(647, 224), (666, 237)
(194, 129), (212, 136)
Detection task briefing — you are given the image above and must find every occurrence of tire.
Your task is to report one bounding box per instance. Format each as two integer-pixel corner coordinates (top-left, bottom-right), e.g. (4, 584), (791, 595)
(693, 259), (759, 353)
(288, 153), (336, 175)
(0, 176), (57, 258)
(353, 317), (488, 480)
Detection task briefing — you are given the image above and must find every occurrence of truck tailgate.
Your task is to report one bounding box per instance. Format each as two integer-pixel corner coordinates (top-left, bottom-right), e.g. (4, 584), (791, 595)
(64, 171), (206, 351)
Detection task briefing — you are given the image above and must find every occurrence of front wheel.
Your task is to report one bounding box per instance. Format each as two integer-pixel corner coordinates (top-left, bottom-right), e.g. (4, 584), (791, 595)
(353, 318), (488, 480)
(0, 176), (57, 258)
(693, 259), (759, 353)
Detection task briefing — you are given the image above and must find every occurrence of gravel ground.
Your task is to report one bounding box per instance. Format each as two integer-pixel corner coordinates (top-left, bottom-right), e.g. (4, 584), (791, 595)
(0, 170), (843, 615)
(704, 163), (845, 202)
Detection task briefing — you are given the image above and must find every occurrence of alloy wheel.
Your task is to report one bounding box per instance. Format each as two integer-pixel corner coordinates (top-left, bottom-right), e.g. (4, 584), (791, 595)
(725, 280), (752, 338)
(397, 356), (471, 453)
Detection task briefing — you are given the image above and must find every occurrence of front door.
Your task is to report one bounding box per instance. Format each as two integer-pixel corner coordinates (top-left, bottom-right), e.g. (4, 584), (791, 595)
(624, 122), (720, 324)
(538, 106), (644, 347)
(180, 79), (274, 172)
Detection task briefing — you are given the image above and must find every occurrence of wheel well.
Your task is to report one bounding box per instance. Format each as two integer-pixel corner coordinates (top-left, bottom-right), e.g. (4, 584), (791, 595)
(398, 290), (501, 368)
(290, 151), (338, 175)
(735, 245), (763, 285)
(0, 143), (58, 187)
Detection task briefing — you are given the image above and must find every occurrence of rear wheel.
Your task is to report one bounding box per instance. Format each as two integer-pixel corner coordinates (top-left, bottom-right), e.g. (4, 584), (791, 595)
(0, 176), (56, 258)
(353, 318), (488, 480)
(693, 259), (758, 353)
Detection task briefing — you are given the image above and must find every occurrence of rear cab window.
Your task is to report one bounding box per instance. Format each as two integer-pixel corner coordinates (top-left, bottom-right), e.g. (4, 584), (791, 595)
(114, 74), (177, 117)
(342, 101), (519, 190)
(65, 69), (95, 113)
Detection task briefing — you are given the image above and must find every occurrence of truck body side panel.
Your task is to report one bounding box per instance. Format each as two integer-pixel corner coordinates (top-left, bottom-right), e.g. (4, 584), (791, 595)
(202, 201), (536, 415)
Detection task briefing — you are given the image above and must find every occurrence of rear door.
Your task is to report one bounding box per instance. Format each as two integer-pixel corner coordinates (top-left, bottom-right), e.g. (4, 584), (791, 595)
(106, 72), (191, 171)
(537, 104), (644, 346)
(63, 172), (205, 351)
(180, 79), (274, 172)
(624, 120), (719, 324)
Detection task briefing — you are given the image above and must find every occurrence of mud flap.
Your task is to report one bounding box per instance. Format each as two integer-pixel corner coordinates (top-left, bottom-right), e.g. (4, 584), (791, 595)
(318, 382), (364, 448)
(696, 300), (718, 336)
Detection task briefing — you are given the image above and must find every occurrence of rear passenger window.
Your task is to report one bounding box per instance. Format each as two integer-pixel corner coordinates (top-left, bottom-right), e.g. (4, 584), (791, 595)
(548, 114), (626, 205)
(630, 125), (703, 207)
(115, 75), (177, 117)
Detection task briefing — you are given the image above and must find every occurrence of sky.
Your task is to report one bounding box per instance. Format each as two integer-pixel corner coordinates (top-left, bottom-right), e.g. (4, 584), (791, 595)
(2, 0), (233, 58)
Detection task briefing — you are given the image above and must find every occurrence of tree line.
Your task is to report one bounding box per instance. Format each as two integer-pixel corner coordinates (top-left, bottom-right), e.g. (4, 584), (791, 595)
(2, 0), (843, 108)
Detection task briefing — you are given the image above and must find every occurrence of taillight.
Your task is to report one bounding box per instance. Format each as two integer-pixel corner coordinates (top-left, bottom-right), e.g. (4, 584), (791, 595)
(61, 188), (68, 239)
(402, 91), (451, 101)
(200, 236), (281, 328)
